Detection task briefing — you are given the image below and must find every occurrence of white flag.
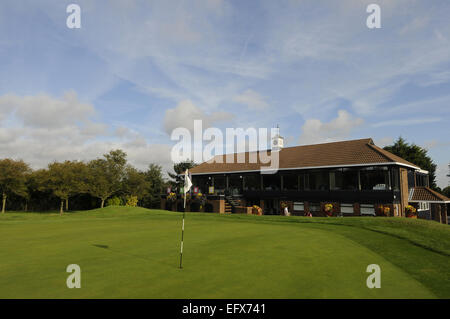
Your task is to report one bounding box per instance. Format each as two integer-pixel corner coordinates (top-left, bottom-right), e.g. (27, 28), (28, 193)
(184, 169), (192, 194)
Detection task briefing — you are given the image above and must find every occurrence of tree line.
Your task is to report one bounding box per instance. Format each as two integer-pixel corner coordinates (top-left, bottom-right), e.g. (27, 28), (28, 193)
(0, 150), (166, 214)
(1, 137), (447, 214)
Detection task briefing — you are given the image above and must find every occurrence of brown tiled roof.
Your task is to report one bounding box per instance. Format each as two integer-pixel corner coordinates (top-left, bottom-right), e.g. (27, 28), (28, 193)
(189, 138), (420, 174)
(410, 187), (450, 202)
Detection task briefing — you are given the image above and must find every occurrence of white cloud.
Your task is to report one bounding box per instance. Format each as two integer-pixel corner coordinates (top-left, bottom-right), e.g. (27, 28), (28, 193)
(0, 91), (95, 128)
(436, 163), (450, 189)
(233, 89), (269, 110)
(374, 137), (394, 148)
(422, 140), (450, 151)
(372, 117), (441, 128)
(398, 15), (430, 35)
(381, 95), (450, 117)
(298, 110), (363, 145)
(0, 92), (176, 174)
(163, 99), (234, 134)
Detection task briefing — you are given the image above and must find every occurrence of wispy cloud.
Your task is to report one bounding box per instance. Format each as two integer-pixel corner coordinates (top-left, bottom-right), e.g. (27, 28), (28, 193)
(0, 0), (449, 186)
(233, 89), (269, 110)
(299, 110), (364, 145)
(372, 118), (442, 128)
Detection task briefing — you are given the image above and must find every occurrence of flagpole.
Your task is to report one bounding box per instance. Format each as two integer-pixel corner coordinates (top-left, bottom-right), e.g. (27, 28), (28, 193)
(179, 169), (190, 269)
(179, 208), (185, 269)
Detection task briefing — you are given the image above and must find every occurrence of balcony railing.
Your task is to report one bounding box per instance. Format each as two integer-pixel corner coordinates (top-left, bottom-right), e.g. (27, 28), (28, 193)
(242, 189), (399, 202)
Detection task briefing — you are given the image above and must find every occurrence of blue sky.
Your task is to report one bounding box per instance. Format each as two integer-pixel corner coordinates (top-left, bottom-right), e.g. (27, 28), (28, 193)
(0, 0), (449, 187)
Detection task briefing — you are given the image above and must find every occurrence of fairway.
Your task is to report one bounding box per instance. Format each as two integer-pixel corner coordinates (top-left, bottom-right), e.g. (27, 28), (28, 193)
(0, 207), (449, 298)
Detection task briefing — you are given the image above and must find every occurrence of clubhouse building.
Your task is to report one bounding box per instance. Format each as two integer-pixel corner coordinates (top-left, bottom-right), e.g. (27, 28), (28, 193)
(161, 137), (449, 224)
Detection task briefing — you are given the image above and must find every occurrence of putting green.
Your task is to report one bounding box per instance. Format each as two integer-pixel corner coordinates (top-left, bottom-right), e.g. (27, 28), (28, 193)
(0, 207), (447, 298)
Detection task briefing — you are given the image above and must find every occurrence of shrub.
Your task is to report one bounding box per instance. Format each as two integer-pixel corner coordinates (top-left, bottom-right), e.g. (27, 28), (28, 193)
(106, 196), (123, 206)
(405, 205), (417, 218)
(126, 195), (138, 207)
(194, 192), (206, 204)
(167, 192), (177, 202)
(324, 203), (333, 217)
(380, 205), (391, 216)
(252, 205), (263, 216)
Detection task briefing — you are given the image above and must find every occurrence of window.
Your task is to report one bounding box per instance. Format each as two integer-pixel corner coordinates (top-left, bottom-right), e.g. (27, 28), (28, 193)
(360, 204), (375, 216)
(192, 175), (212, 194)
(299, 174), (306, 190)
(407, 170), (415, 188)
(329, 168), (359, 190)
(329, 170), (342, 190)
(293, 202), (304, 211)
(416, 173), (429, 187)
(418, 202), (430, 211)
(213, 175), (226, 192)
(283, 174), (298, 190)
(360, 166), (390, 190)
(342, 168), (359, 190)
(309, 203), (320, 212)
(341, 203), (354, 214)
(391, 167), (400, 191)
(244, 174), (260, 191)
(229, 175), (243, 194)
(262, 174), (281, 190)
(308, 170), (329, 190)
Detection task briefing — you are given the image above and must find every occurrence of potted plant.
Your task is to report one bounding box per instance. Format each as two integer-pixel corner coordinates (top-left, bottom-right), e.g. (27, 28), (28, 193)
(405, 205), (417, 218)
(166, 192), (177, 210)
(167, 192), (177, 202)
(280, 201), (290, 216)
(195, 192), (206, 210)
(324, 203), (333, 217)
(382, 205), (391, 217)
(181, 192), (191, 203)
(252, 205), (263, 216)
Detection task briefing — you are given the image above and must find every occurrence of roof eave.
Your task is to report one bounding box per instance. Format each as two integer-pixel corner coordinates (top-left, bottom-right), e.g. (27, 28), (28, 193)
(190, 161), (419, 175)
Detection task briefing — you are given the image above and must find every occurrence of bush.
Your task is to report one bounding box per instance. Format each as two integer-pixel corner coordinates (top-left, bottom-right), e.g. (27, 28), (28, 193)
(126, 195), (138, 207)
(106, 196), (123, 206)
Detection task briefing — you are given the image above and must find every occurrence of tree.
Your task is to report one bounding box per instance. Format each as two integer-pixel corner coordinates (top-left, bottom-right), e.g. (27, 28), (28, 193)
(168, 161), (196, 190)
(0, 159), (31, 213)
(86, 149), (127, 208)
(141, 164), (166, 208)
(46, 161), (87, 215)
(65, 161), (88, 211)
(384, 137), (438, 190)
(442, 186), (450, 198)
(123, 166), (150, 205)
(26, 168), (52, 211)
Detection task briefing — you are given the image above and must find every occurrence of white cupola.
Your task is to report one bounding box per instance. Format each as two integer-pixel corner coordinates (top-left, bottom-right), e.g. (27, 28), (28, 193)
(271, 125), (284, 151)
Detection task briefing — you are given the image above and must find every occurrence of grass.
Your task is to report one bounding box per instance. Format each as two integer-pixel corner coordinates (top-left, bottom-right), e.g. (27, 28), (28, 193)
(0, 206), (449, 299)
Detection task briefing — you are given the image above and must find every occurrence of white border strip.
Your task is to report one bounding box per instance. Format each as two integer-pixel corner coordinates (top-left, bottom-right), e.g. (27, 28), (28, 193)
(409, 200), (450, 204)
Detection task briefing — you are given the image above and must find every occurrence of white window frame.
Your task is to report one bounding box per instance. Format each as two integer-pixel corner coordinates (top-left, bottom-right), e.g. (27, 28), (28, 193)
(360, 204), (375, 216)
(293, 202), (304, 211)
(341, 203), (354, 214)
(309, 203), (320, 212)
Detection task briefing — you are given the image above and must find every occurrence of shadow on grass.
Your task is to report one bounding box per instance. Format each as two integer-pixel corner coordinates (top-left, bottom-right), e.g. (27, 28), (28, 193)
(3, 210), (81, 215)
(222, 214), (450, 257)
(91, 244), (176, 269)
